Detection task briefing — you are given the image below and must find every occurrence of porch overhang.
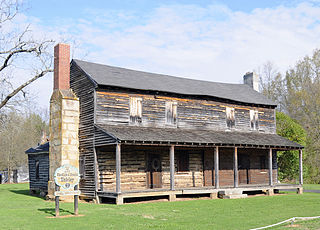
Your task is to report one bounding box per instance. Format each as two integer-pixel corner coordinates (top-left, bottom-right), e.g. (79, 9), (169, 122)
(94, 124), (303, 150)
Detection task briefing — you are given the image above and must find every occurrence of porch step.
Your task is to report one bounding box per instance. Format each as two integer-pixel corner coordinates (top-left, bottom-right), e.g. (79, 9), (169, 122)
(219, 189), (243, 196)
(222, 194), (248, 199)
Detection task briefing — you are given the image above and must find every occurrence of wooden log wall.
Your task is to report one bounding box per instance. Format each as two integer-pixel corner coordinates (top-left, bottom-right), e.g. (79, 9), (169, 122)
(237, 148), (278, 185)
(28, 153), (49, 191)
(218, 148), (235, 187)
(97, 145), (278, 192)
(97, 146), (204, 191)
(70, 63), (96, 198)
(95, 90), (276, 133)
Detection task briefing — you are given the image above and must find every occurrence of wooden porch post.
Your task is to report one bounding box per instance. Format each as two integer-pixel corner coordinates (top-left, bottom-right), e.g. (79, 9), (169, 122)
(214, 146), (219, 189)
(170, 145), (175, 191)
(269, 148), (273, 186)
(234, 147), (238, 188)
(299, 149), (303, 185)
(116, 143), (121, 194)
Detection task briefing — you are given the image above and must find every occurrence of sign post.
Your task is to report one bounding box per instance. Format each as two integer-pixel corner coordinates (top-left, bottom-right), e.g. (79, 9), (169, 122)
(54, 164), (81, 217)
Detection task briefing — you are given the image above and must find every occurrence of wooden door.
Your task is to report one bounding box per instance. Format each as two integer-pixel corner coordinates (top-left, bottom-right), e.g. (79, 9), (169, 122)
(147, 154), (162, 189)
(203, 150), (214, 186)
(238, 154), (250, 184)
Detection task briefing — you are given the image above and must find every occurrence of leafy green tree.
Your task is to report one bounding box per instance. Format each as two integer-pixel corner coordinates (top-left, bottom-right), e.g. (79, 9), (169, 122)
(284, 49), (320, 183)
(276, 112), (306, 182)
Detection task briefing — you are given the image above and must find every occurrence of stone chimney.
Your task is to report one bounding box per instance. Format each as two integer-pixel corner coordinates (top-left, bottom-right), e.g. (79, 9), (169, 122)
(243, 72), (259, 91)
(47, 43), (80, 199)
(40, 131), (48, 145)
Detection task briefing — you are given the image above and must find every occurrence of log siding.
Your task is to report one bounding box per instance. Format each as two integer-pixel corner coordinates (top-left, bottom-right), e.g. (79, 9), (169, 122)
(95, 90), (276, 133)
(96, 146), (277, 192)
(70, 63), (96, 198)
(28, 153), (49, 192)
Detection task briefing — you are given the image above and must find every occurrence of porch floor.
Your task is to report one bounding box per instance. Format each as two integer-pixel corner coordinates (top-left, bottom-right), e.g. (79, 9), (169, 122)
(97, 183), (302, 199)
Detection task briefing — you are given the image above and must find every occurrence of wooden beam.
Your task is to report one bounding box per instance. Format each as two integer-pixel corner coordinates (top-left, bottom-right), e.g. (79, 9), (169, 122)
(299, 149), (303, 185)
(269, 148), (273, 186)
(170, 145), (175, 191)
(234, 147), (238, 188)
(116, 143), (121, 194)
(214, 146), (219, 189)
(93, 147), (98, 194)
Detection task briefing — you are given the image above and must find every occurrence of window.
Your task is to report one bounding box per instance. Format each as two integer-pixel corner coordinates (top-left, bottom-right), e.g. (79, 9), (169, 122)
(226, 107), (235, 129)
(177, 152), (189, 172)
(79, 156), (85, 178)
(260, 156), (267, 169)
(35, 160), (40, 180)
(129, 97), (142, 124)
(165, 101), (177, 125)
(250, 110), (259, 130)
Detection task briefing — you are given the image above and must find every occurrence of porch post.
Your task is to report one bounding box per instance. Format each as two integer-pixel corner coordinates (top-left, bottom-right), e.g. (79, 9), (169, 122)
(234, 147), (238, 188)
(214, 146), (219, 189)
(170, 145), (175, 191)
(116, 143), (121, 194)
(269, 148), (273, 186)
(299, 149), (303, 185)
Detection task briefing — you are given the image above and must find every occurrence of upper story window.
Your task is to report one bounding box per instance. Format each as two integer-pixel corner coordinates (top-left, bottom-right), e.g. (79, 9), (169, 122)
(165, 101), (177, 125)
(226, 107), (235, 129)
(129, 97), (142, 124)
(250, 110), (259, 130)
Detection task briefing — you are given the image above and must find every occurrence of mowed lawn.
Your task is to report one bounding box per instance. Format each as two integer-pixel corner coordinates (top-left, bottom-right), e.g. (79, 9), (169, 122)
(1, 183), (320, 230)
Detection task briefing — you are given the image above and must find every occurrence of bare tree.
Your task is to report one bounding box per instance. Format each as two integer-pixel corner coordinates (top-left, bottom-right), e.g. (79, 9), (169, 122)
(0, 111), (48, 182)
(258, 61), (285, 112)
(0, 0), (53, 111)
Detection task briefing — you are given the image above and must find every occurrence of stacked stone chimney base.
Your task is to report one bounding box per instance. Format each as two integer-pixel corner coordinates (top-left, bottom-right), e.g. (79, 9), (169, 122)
(47, 89), (79, 201)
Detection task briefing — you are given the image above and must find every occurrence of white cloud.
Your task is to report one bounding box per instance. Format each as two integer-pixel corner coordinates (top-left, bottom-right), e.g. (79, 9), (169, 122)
(6, 1), (320, 110)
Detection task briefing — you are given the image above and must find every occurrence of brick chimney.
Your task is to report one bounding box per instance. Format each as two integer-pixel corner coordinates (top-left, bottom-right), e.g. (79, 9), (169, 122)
(54, 43), (70, 90)
(243, 72), (259, 92)
(48, 43), (80, 199)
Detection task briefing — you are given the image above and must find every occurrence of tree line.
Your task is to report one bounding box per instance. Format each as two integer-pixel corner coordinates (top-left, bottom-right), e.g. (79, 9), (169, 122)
(0, 111), (48, 182)
(260, 49), (320, 183)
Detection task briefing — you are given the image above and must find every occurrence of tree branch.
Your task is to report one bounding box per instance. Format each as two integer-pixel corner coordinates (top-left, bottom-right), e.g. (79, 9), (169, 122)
(0, 69), (53, 110)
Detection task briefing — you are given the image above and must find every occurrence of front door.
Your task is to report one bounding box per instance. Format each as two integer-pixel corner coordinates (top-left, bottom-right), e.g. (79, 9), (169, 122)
(203, 150), (214, 186)
(238, 154), (250, 184)
(147, 154), (162, 188)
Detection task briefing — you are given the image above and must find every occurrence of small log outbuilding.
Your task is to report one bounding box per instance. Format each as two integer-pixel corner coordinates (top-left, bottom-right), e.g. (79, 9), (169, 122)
(29, 44), (304, 204)
(25, 142), (49, 195)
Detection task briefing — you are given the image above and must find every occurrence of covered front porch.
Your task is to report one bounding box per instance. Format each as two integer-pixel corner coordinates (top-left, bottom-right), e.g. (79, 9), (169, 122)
(94, 125), (304, 204)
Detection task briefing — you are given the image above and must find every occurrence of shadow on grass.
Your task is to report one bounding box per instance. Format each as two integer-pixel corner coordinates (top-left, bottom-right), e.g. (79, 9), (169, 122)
(9, 189), (46, 200)
(38, 208), (74, 216)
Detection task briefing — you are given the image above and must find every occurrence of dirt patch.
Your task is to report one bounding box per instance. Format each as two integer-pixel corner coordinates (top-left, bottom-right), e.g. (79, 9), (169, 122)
(284, 224), (301, 228)
(142, 214), (155, 219)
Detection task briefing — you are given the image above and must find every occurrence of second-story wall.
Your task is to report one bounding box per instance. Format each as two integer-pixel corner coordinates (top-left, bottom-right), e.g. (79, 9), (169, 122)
(95, 89), (276, 134)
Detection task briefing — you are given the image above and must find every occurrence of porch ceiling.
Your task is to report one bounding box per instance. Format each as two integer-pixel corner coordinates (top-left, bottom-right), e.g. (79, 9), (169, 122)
(95, 124), (303, 150)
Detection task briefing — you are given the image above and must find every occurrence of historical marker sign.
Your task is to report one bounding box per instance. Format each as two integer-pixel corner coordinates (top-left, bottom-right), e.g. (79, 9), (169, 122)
(54, 164), (81, 217)
(54, 164), (80, 190)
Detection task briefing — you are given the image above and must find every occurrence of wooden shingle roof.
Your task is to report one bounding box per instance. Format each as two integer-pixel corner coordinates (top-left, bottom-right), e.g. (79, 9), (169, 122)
(72, 59), (277, 107)
(25, 142), (49, 154)
(95, 125), (303, 149)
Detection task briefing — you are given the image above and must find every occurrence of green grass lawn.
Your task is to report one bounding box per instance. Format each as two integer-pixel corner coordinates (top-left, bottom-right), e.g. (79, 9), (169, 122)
(1, 183), (320, 230)
(303, 184), (320, 190)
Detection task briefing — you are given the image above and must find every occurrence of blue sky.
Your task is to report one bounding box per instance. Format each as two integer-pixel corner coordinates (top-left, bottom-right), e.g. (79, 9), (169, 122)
(26, 0), (303, 19)
(8, 0), (320, 109)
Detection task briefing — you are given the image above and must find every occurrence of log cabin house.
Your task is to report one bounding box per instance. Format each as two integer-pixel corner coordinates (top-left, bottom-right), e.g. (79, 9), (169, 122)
(25, 142), (49, 195)
(41, 44), (304, 204)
